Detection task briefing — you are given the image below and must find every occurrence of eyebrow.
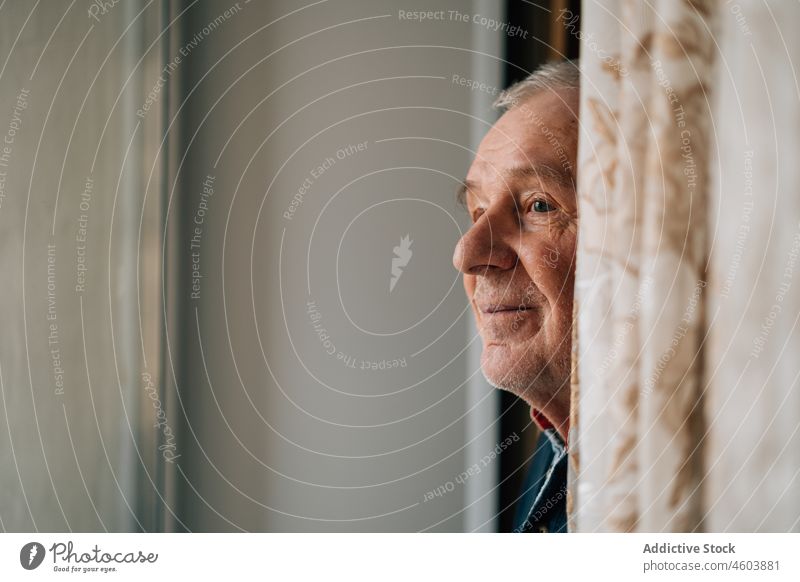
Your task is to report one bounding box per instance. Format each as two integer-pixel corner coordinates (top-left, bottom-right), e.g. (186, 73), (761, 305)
(456, 162), (575, 207)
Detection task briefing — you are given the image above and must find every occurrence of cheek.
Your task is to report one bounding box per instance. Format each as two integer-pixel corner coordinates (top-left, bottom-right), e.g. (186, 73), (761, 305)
(521, 235), (576, 307)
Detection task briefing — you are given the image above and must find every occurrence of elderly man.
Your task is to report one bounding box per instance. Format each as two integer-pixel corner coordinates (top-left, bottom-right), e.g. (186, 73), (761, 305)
(453, 60), (579, 533)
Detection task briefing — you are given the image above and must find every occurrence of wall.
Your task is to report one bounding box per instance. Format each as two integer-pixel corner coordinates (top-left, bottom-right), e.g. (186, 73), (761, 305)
(170, 0), (503, 532)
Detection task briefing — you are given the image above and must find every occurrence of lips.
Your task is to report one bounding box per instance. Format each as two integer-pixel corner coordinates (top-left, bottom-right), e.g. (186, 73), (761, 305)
(480, 304), (532, 313)
(478, 303), (535, 319)
(475, 298), (541, 340)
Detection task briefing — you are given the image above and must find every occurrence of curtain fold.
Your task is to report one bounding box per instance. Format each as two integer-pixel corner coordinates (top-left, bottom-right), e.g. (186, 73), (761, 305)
(572, 0), (800, 532)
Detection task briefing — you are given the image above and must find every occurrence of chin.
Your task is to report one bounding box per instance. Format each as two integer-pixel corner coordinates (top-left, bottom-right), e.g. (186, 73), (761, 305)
(482, 344), (537, 395)
(480, 342), (567, 406)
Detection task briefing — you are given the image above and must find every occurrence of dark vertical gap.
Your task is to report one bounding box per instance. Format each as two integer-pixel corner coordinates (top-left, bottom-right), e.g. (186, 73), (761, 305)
(566, 0), (581, 59)
(496, 0), (580, 533)
(504, 1), (552, 86)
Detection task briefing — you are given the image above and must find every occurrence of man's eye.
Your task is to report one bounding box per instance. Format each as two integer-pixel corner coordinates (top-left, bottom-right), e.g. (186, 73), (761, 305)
(531, 199), (556, 213)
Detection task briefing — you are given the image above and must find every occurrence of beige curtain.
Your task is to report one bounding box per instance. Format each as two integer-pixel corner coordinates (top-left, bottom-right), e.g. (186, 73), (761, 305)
(572, 0), (800, 532)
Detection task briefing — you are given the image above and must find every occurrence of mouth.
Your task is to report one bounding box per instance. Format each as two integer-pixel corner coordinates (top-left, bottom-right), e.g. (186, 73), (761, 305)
(479, 304), (535, 315)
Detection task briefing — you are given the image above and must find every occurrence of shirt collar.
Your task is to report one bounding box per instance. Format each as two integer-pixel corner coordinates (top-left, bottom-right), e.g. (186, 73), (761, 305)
(531, 408), (567, 453)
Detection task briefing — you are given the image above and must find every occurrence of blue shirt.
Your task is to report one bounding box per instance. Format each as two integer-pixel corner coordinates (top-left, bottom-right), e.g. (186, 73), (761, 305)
(513, 429), (568, 533)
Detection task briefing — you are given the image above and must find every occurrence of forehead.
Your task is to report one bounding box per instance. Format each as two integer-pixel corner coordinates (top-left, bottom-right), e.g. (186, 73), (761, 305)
(468, 89), (578, 182)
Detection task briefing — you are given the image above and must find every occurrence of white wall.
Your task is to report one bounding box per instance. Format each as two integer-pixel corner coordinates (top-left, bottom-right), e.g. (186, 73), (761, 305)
(0, 2), (162, 531)
(171, 0), (503, 531)
(0, 0), (506, 533)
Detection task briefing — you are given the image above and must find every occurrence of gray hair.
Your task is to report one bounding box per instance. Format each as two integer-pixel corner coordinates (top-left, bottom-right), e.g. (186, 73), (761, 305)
(493, 59), (580, 111)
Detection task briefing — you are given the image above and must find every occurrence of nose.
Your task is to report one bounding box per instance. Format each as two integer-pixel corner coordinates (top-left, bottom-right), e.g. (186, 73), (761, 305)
(452, 206), (518, 275)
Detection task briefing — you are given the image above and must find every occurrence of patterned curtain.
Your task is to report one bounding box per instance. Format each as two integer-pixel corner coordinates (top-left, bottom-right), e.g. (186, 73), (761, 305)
(571, 0), (800, 532)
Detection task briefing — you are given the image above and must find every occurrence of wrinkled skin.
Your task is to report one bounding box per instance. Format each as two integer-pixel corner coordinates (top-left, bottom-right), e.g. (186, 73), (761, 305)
(453, 88), (579, 440)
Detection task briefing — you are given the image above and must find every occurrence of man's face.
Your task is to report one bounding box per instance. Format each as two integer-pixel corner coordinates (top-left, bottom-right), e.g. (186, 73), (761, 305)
(452, 89), (579, 411)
